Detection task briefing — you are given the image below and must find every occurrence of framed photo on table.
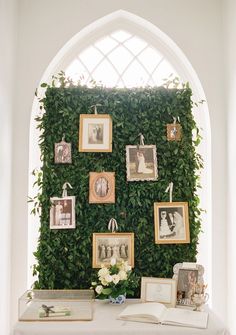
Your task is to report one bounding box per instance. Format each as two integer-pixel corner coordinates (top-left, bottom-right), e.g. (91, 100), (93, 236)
(92, 232), (134, 268)
(78, 114), (112, 152)
(126, 145), (158, 181)
(89, 172), (115, 204)
(141, 277), (177, 307)
(154, 202), (190, 244)
(50, 196), (75, 229)
(173, 263), (205, 307)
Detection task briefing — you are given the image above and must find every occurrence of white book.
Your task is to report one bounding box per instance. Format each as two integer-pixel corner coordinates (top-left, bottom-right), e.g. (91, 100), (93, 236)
(118, 302), (208, 329)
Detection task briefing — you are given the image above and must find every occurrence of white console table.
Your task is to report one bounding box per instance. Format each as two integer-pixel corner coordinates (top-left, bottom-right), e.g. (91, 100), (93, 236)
(14, 300), (229, 335)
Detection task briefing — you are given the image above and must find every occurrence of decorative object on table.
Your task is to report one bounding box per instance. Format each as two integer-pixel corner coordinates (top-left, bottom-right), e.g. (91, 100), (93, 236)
(154, 201), (190, 244)
(54, 134), (72, 164)
(92, 232), (134, 268)
(167, 117), (182, 141)
(78, 107), (112, 152)
(173, 262), (205, 308)
(126, 134), (158, 181)
(39, 304), (71, 318)
(18, 289), (94, 321)
(89, 172), (115, 204)
(140, 277), (177, 307)
(50, 182), (75, 229)
(91, 257), (137, 303)
(191, 283), (209, 311)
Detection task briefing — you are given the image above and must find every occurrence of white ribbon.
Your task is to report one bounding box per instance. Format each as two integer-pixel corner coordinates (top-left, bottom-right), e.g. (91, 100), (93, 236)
(62, 182), (73, 197)
(165, 182), (174, 203)
(138, 133), (145, 146)
(108, 218), (118, 233)
(173, 116), (180, 124)
(90, 104), (102, 115)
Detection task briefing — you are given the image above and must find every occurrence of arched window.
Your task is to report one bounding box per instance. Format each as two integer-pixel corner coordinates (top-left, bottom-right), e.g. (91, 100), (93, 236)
(29, 11), (211, 298)
(65, 30), (178, 87)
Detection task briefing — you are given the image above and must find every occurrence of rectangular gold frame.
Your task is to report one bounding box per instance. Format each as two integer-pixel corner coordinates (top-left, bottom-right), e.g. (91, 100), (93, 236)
(89, 172), (115, 204)
(154, 202), (190, 244)
(92, 232), (134, 268)
(141, 277), (177, 307)
(78, 114), (112, 152)
(167, 123), (182, 141)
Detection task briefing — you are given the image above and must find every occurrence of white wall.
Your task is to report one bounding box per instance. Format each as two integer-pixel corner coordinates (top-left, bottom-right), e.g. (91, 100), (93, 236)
(11, 0), (227, 330)
(0, 0), (17, 334)
(224, 0), (236, 333)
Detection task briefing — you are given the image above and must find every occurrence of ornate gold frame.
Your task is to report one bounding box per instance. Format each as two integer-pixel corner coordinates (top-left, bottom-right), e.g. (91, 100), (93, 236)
(89, 172), (115, 204)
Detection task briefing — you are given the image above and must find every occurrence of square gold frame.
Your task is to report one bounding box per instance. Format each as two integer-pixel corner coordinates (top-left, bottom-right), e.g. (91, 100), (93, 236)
(89, 172), (115, 204)
(92, 232), (134, 268)
(141, 277), (177, 307)
(78, 114), (112, 152)
(154, 202), (190, 244)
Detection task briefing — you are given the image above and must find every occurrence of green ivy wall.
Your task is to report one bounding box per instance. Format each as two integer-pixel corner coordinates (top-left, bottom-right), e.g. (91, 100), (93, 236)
(33, 80), (202, 296)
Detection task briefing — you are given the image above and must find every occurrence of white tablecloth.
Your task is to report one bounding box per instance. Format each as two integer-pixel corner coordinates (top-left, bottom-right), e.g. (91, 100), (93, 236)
(14, 300), (230, 335)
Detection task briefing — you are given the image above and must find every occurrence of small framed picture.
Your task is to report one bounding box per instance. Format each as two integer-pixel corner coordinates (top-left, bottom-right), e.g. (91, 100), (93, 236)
(50, 196), (75, 229)
(89, 172), (115, 204)
(92, 232), (134, 268)
(78, 114), (112, 152)
(126, 145), (158, 181)
(141, 277), (177, 307)
(173, 263), (204, 307)
(154, 202), (190, 244)
(167, 124), (182, 141)
(54, 140), (72, 164)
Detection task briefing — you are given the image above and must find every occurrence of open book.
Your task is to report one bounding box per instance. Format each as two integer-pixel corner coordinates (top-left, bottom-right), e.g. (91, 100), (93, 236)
(118, 302), (208, 329)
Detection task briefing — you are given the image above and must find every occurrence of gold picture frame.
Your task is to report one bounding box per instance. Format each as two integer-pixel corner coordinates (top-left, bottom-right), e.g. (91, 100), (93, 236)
(92, 232), (134, 268)
(167, 123), (182, 141)
(141, 277), (177, 307)
(89, 172), (115, 204)
(78, 114), (112, 152)
(50, 196), (76, 229)
(154, 202), (190, 244)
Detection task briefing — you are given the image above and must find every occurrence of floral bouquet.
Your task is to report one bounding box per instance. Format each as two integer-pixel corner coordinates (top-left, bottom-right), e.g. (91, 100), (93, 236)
(91, 258), (138, 301)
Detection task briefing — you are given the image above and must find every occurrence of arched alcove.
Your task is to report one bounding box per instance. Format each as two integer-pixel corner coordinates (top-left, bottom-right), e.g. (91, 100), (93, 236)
(28, 10), (211, 298)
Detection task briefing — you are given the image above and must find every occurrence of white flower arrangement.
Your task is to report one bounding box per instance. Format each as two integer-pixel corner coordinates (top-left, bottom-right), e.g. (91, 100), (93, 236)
(91, 258), (136, 299)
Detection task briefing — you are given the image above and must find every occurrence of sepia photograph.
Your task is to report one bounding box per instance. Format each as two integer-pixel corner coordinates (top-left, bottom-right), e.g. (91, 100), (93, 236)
(141, 277), (177, 307)
(50, 196), (75, 229)
(78, 114), (112, 152)
(167, 123), (182, 141)
(89, 172), (115, 203)
(54, 141), (72, 164)
(92, 232), (134, 268)
(126, 145), (158, 181)
(154, 202), (190, 244)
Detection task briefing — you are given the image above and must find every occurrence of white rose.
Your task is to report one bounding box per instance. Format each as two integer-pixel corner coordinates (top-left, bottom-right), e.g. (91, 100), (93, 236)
(101, 279), (108, 286)
(118, 270), (127, 280)
(91, 281), (97, 286)
(98, 267), (109, 278)
(104, 274), (113, 283)
(110, 257), (117, 266)
(123, 262), (131, 272)
(112, 274), (120, 285)
(95, 285), (103, 294)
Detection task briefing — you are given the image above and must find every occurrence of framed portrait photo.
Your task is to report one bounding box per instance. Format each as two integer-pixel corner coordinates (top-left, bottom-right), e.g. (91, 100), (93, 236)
(89, 172), (115, 204)
(54, 140), (72, 164)
(167, 124), (182, 141)
(78, 114), (112, 152)
(173, 263), (204, 307)
(50, 196), (75, 229)
(92, 232), (134, 268)
(126, 145), (158, 181)
(154, 202), (190, 244)
(141, 277), (177, 307)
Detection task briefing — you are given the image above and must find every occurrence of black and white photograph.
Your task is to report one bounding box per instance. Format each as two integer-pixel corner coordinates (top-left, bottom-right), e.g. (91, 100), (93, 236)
(126, 145), (158, 181)
(54, 141), (72, 164)
(176, 269), (198, 306)
(50, 196), (76, 229)
(154, 202), (190, 244)
(92, 232), (134, 268)
(89, 172), (115, 203)
(78, 114), (112, 152)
